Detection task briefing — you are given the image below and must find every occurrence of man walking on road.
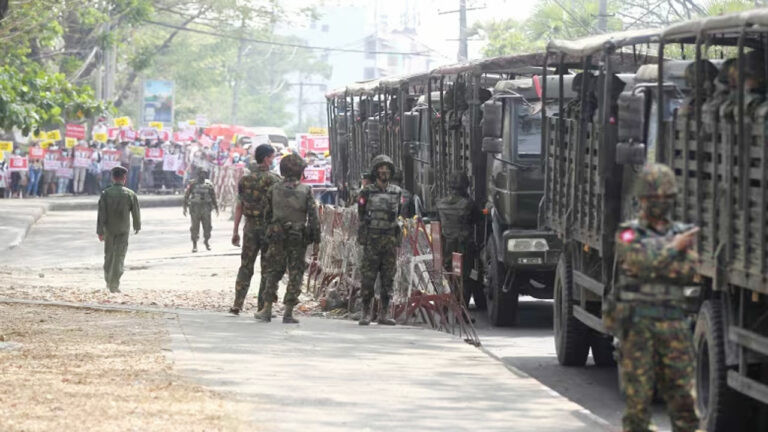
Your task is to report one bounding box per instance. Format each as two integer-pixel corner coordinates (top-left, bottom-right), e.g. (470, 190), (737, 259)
(255, 154), (320, 324)
(97, 166), (141, 293)
(229, 144), (280, 315)
(356, 154), (402, 326)
(183, 170), (218, 253)
(612, 163), (700, 432)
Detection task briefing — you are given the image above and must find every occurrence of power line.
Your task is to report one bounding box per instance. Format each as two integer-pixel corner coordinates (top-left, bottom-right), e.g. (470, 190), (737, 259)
(143, 19), (433, 57)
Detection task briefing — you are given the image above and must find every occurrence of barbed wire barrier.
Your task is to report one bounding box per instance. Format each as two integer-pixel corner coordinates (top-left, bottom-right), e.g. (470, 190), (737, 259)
(306, 206), (481, 346)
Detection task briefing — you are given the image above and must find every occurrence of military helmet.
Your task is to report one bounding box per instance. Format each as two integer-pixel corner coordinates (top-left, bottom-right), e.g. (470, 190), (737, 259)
(370, 154), (395, 176)
(448, 172), (470, 191)
(635, 163), (678, 198)
(280, 153), (307, 178)
(684, 60), (719, 88)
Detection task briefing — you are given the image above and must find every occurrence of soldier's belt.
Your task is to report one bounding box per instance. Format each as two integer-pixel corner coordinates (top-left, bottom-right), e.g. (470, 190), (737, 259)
(631, 305), (684, 320)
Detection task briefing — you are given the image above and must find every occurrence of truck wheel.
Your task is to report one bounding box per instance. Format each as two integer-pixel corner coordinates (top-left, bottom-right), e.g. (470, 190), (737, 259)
(484, 239), (518, 326)
(469, 280), (487, 311)
(589, 331), (616, 367)
(553, 254), (589, 366)
(695, 299), (741, 431)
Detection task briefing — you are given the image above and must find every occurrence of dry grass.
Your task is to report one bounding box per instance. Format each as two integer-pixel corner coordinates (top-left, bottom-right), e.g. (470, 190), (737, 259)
(0, 303), (256, 432)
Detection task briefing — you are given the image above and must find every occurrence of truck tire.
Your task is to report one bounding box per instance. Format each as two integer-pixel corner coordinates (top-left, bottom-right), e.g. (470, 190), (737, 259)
(484, 239), (518, 326)
(469, 280), (487, 311)
(589, 331), (617, 367)
(695, 299), (741, 432)
(553, 253), (589, 366)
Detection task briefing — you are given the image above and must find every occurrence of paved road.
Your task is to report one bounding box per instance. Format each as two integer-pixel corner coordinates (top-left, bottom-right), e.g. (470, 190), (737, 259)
(2, 205), (672, 430)
(471, 298), (672, 431)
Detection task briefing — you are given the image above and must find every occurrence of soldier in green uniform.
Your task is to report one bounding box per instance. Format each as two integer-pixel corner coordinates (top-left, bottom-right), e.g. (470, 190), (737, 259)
(229, 144), (280, 315)
(612, 163), (700, 432)
(357, 154), (402, 326)
(183, 170), (218, 253)
(96, 166), (141, 293)
(436, 172), (483, 307)
(256, 154), (320, 324)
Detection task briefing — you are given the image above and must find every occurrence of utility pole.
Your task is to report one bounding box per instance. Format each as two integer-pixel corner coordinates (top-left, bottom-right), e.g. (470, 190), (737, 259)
(597, 0), (607, 33)
(458, 0), (468, 62)
(287, 81), (327, 133)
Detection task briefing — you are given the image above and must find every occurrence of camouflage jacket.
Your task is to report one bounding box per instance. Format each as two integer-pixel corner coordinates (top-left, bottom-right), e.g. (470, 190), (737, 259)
(614, 218), (699, 303)
(238, 165), (281, 226)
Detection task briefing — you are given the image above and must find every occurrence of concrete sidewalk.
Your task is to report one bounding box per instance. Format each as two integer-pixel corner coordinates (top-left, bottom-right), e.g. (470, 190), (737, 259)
(168, 311), (610, 432)
(0, 194), (182, 252)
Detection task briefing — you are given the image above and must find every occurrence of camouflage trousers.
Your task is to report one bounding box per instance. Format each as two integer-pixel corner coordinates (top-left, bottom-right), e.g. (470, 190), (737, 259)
(263, 235), (308, 307)
(103, 232), (129, 290)
(620, 314), (698, 432)
(360, 234), (399, 304)
(233, 222), (273, 310)
(189, 205), (212, 242)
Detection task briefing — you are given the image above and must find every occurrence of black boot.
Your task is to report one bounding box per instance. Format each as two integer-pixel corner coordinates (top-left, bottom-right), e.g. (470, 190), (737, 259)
(358, 299), (372, 326)
(254, 302), (272, 323)
(282, 304), (299, 324)
(204, 239), (211, 250)
(192, 240), (198, 253)
(377, 299), (396, 326)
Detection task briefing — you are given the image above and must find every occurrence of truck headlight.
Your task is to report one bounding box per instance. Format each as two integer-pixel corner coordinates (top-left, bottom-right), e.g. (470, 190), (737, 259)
(507, 238), (549, 252)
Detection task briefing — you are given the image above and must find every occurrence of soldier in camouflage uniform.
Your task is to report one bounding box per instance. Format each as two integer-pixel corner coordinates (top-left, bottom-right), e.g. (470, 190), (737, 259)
(255, 154), (320, 324)
(229, 144), (280, 315)
(436, 172), (483, 307)
(183, 170), (218, 253)
(612, 163), (701, 432)
(357, 154), (402, 326)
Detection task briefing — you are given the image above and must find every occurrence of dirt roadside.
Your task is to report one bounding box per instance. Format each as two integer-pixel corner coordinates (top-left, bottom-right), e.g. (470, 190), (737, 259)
(0, 303), (257, 432)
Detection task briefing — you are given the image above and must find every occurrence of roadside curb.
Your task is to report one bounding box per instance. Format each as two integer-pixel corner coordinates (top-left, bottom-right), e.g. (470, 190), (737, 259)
(1, 202), (49, 251)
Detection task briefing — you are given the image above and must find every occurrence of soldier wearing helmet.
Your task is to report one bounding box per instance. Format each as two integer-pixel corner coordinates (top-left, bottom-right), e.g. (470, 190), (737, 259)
(255, 153), (320, 324)
(612, 163), (700, 432)
(436, 171), (483, 308)
(356, 154), (403, 326)
(183, 170), (218, 253)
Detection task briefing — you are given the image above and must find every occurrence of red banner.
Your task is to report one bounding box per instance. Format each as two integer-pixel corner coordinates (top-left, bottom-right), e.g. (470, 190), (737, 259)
(43, 149), (61, 170)
(65, 124), (86, 140)
(101, 149), (121, 171)
(299, 134), (330, 156)
(8, 156), (28, 171)
(73, 146), (93, 168)
(121, 129), (137, 142)
(139, 128), (158, 140)
(173, 131), (193, 142)
(301, 166), (327, 185)
(28, 147), (45, 159)
(145, 147), (164, 161)
(107, 127), (119, 140)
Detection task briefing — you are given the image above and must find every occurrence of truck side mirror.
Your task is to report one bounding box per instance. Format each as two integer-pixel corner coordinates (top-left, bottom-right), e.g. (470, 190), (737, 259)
(616, 141), (646, 165)
(481, 100), (502, 138)
(402, 112), (419, 142)
(617, 91), (645, 144)
(482, 137), (502, 154)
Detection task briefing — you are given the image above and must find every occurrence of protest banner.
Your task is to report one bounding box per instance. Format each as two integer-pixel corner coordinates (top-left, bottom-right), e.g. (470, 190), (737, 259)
(308, 127), (328, 135)
(108, 127), (120, 140)
(93, 132), (108, 143)
(149, 121), (163, 131)
(44, 149), (61, 170)
(29, 147), (45, 159)
(101, 149), (121, 171)
(57, 155), (73, 178)
(173, 130), (193, 142)
(145, 147), (163, 161)
(40, 140), (54, 149)
(302, 166), (327, 185)
(159, 130), (170, 141)
(0, 151), (4, 161)
(139, 127), (158, 140)
(298, 134), (330, 156)
(121, 128), (137, 142)
(114, 117), (130, 128)
(65, 137), (77, 148)
(9, 156), (29, 171)
(195, 114), (207, 127)
(0, 141), (12, 152)
(163, 152), (182, 172)
(66, 124), (86, 140)
(73, 146), (93, 168)
(198, 135), (213, 148)
(129, 145), (145, 157)
(46, 130), (62, 141)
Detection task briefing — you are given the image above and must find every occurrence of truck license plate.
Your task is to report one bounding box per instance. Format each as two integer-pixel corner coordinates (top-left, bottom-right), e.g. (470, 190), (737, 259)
(518, 257), (542, 264)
